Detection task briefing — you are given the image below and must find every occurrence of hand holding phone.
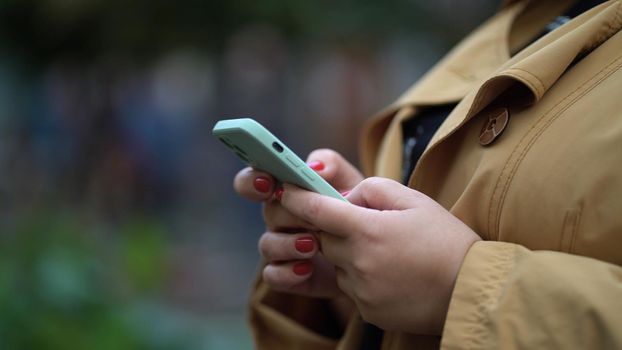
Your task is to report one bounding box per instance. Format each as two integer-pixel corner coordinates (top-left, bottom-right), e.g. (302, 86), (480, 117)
(213, 118), (346, 201)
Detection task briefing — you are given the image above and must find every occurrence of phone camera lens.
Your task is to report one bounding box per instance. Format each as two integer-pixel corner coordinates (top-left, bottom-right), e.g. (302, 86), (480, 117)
(272, 142), (284, 153)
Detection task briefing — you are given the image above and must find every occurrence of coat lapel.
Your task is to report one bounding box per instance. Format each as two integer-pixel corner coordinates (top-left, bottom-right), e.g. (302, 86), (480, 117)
(410, 0), (622, 190)
(359, 1), (527, 179)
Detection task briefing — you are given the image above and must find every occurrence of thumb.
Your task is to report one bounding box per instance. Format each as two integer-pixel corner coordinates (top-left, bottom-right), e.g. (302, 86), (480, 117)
(306, 149), (363, 191)
(346, 177), (422, 211)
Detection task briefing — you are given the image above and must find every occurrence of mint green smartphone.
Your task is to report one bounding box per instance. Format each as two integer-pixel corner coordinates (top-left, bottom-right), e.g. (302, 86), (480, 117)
(213, 118), (346, 202)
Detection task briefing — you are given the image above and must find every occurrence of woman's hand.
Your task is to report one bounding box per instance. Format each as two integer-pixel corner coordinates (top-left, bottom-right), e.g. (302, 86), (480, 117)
(278, 177), (482, 335)
(233, 149), (363, 300)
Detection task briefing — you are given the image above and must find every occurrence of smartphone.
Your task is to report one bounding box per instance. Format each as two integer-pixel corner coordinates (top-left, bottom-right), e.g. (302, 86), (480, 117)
(213, 118), (346, 202)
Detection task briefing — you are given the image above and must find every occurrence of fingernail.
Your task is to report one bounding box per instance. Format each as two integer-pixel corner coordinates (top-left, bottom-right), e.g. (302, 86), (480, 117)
(295, 238), (314, 253)
(293, 261), (312, 276)
(274, 187), (284, 201)
(307, 161), (325, 171)
(253, 177), (271, 193)
(340, 190), (350, 197)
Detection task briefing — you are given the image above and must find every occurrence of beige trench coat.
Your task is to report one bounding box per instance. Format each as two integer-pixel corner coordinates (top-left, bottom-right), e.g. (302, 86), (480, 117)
(249, 0), (622, 348)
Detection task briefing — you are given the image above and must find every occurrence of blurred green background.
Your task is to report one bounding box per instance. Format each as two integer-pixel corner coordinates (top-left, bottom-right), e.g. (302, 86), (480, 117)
(0, 0), (496, 348)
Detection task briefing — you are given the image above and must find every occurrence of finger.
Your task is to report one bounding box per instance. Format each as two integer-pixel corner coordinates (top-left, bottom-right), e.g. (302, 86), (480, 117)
(317, 231), (350, 268)
(334, 266), (355, 301)
(233, 167), (276, 202)
(263, 260), (313, 292)
(263, 200), (317, 232)
(306, 149), (363, 191)
(258, 232), (318, 262)
(346, 177), (425, 210)
(280, 183), (375, 238)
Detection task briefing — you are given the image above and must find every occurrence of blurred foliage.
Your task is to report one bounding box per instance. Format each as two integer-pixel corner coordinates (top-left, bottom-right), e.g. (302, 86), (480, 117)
(120, 219), (168, 293)
(0, 0), (486, 65)
(0, 209), (186, 349)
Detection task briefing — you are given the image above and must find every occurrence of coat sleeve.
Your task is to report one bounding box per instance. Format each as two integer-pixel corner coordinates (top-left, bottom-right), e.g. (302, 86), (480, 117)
(441, 241), (622, 349)
(248, 276), (344, 349)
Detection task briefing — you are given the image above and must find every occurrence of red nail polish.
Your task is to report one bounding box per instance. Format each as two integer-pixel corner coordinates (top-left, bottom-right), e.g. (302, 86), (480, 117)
(307, 161), (325, 171)
(340, 190), (350, 197)
(274, 188), (284, 201)
(295, 238), (314, 253)
(293, 261), (312, 276)
(253, 177), (271, 193)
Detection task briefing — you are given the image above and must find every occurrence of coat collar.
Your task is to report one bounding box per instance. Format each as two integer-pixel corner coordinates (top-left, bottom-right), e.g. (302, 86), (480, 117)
(424, 0), (622, 151)
(408, 0), (622, 189)
(360, 0), (528, 178)
(360, 0), (622, 183)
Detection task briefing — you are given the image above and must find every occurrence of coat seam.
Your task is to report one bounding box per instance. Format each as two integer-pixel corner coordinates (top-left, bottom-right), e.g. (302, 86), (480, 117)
(505, 67), (546, 97)
(569, 205), (583, 253)
(559, 207), (582, 253)
(493, 55), (622, 238)
(560, 211), (573, 252)
(488, 53), (622, 240)
(502, 71), (539, 100)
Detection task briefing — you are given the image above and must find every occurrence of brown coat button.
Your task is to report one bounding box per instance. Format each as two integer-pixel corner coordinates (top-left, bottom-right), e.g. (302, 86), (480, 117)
(479, 107), (509, 146)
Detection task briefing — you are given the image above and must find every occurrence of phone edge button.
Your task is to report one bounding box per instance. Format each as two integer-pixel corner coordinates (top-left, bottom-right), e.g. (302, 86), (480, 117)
(285, 154), (302, 168)
(300, 168), (315, 181)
